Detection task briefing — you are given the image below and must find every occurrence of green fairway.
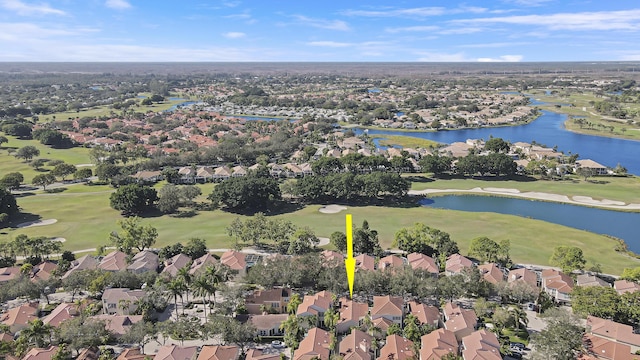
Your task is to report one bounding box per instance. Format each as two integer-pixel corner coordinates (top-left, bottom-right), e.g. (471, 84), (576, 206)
(372, 135), (440, 149)
(410, 175), (640, 205)
(2, 188), (638, 275)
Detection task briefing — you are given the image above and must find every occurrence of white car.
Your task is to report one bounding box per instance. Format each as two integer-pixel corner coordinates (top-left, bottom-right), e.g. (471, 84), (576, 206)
(271, 340), (285, 348)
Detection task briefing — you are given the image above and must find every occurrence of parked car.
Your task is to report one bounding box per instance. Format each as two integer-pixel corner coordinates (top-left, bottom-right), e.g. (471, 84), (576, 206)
(510, 342), (526, 351)
(271, 340), (285, 348)
(525, 302), (537, 311)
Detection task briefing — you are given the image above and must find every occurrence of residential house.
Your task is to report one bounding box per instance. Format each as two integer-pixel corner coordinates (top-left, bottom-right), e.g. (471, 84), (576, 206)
(296, 291), (333, 327)
(337, 299), (369, 334)
(155, 345), (198, 360)
(339, 329), (373, 360)
(90, 314), (143, 337)
(587, 316), (640, 355)
(407, 253), (439, 275)
(231, 166), (247, 178)
(178, 167), (196, 183)
(293, 327), (331, 360)
(582, 334), (636, 360)
(30, 261), (57, 282)
(22, 346), (59, 360)
(378, 334), (415, 360)
(42, 303), (78, 327)
(507, 268), (539, 290)
(372, 317), (395, 336)
(189, 253), (218, 275)
(221, 250), (247, 276)
(461, 329), (502, 360)
(541, 269), (574, 303)
(0, 302), (39, 333)
(419, 328), (459, 360)
(62, 254), (98, 279)
(575, 159), (609, 175)
(576, 274), (611, 288)
(213, 166), (232, 181)
(445, 254), (473, 276)
(477, 263), (504, 285)
(614, 280), (640, 295)
(249, 314), (288, 337)
(131, 171), (163, 183)
(77, 347), (99, 360)
(127, 250), (159, 274)
(101, 288), (147, 315)
(407, 301), (439, 329)
(321, 250), (345, 267)
(355, 254), (376, 272)
(194, 167), (214, 182)
(0, 266), (20, 283)
(378, 255), (406, 271)
(371, 295), (404, 326)
(161, 254), (192, 278)
(245, 349), (280, 360)
(99, 251), (128, 272)
(197, 345), (239, 360)
(443, 303), (478, 342)
(245, 287), (291, 315)
(116, 348), (149, 360)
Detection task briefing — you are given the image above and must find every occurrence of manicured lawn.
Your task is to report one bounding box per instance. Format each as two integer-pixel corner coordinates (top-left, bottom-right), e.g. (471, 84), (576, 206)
(409, 175), (640, 205)
(3, 190), (638, 275)
(372, 135), (440, 149)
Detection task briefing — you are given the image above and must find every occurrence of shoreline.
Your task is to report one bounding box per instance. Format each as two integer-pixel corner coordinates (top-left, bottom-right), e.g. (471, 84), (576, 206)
(408, 187), (640, 211)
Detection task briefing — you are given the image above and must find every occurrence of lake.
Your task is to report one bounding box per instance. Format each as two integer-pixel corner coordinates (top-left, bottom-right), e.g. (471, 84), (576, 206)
(355, 110), (640, 174)
(420, 195), (640, 253)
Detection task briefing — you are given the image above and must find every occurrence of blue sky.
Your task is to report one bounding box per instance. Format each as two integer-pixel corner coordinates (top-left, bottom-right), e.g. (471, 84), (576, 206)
(2, 0), (640, 62)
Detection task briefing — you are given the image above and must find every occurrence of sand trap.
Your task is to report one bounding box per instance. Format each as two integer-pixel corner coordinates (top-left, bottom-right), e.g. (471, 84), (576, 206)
(51, 237), (66, 243)
(319, 205), (348, 214)
(484, 187), (520, 194)
(16, 219), (58, 228)
(317, 237), (330, 246)
(572, 196), (626, 206)
(76, 164), (94, 167)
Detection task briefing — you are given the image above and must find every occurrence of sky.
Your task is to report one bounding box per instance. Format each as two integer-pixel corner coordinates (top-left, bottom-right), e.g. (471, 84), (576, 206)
(2, 0), (640, 62)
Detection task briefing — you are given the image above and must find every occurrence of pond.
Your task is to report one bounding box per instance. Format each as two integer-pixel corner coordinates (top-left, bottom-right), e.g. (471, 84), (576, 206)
(420, 195), (640, 253)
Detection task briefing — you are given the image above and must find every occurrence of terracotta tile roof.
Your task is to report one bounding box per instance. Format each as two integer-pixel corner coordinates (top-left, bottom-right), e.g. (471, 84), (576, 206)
(321, 250), (345, 266)
(155, 345), (198, 360)
(62, 254), (98, 279)
(116, 348), (150, 360)
(577, 274), (610, 288)
(372, 317), (394, 332)
(161, 254), (192, 277)
(407, 253), (439, 274)
(293, 327), (331, 360)
(445, 254), (473, 274)
(221, 250), (247, 271)
(296, 291), (333, 316)
(614, 280), (640, 295)
(196, 345), (239, 360)
(127, 250), (159, 273)
(355, 254), (376, 271)
(42, 303), (78, 327)
(542, 269), (574, 293)
(587, 316), (640, 348)
(99, 251), (128, 272)
(249, 314), (288, 331)
(378, 334), (414, 360)
(443, 303), (477, 337)
(371, 296), (403, 318)
(30, 262), (57, 282)
(0, 302), (38, 331)
(189, 253), (218, 275)
(583, 333), (632, 360)
(22, 346), (59, 360)
(338, 299), (369, 328)
(507, 268), (538, 289)
(477, 263), (504, 285)
(420, 328), (459, 360)
(378, 255), (405, 271)
(461, 329), (502, 360)
(338, 329), (373, 360)
(245, 349), (280, 360)
(407, 301), (439, 327)
(245, 288), (291, 307)
(0, 266), (20, 283)
(90, 314), (143, 336)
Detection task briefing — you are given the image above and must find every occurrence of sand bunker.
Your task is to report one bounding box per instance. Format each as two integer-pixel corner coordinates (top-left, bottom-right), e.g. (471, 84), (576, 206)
(16, 219), (58, 228)
(51, 237), (66, 243)
(319, 205), (348, 214)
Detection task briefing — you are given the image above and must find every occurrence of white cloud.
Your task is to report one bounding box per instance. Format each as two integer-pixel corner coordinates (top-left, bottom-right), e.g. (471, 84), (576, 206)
(223, 32), (245, 39)
(0, 22), (98, 41)
(502, 0), (553, 6)
(105, 0), (131, 10)
(416, 51), (470, 62)
(307, 41), (351, 48)
(477, 54), (524, 62)
(0, 0), (65, 16)
(454, 9), (640, 31)
(385, 25), (439, 33)
(437, 27), (485, 35)
(292, 15), (350, 31)
(342, 7), (446, 18)
(458, 42), (531, 48)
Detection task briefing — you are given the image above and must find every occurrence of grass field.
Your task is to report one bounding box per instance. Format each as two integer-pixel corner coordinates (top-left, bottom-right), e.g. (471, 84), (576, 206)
(372, 135), (440, 149)
(409, 175), (640, 205)
(2, 184), (638, 275)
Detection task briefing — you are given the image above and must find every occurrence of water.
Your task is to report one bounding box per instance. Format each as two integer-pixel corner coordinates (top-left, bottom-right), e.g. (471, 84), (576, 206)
(166, 101), (200, 111)
(420, 195), (640, 253)
(355, 110), (640, 174)
(225, 115), (295, 122)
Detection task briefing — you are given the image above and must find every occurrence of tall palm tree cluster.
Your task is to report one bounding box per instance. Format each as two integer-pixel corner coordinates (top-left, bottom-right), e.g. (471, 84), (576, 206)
(165, 263), (229, 320)
(0, 234), (62, 262)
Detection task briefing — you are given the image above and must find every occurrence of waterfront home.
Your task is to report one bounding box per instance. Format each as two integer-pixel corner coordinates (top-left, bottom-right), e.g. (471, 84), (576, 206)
(575, 159), (609, 175)
(445, 254), (473, 276)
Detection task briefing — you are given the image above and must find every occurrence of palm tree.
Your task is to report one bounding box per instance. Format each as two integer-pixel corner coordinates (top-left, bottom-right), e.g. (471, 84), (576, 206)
(192, 275), (213, 320)
(167, 278), (186, 320)
(287, 293), (302, 315)
(177, 267), (192, 305)
(20, 319), (53, 348)
(204, 264), (226, 308)
(509, 306), (528, 330)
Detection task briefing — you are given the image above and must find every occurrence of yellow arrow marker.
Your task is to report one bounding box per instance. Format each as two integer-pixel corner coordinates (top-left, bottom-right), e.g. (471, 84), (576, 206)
(344, 213), (355, 299)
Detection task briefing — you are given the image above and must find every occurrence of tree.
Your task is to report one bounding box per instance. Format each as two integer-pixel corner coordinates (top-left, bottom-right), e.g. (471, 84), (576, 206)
(109, 217), (158, 255)
(209, 175), (281, 211)
(484, 137), (511, 153)
(18, 319), (54, 348)
(353, 220), (382, 256)
(122, 321), (156, 354)
(468, 236), (501, 263)
(576, 166), (596, 181)
(30, 158), (47, 171)
(0, 172), (23, 190)
(95, 163), (120, 182)
(167, 278), (186, 320)
(0, 188), (18, 225)
(157, 184), (181, 213)
(571, 286), (622, 321)
(621, 267), (640, 282)
(184, 237), (207, 259)
(419, 154), (452, 176)
(32, 173), (56, 190)
(109, 184), (158, 216)
(288, 227), (319, 255)
(281, 314), (304, 350)
(15, 145), (40, 162)
(51, 163), (77, 181)
(57, 317), (112, 357)
(531, 308), (583, 360)
(3, 123), (32, 138)
(74, 168), (93, 181)
(0, 136), (7, 147)
(549, 246), (586, 273)
(330, 231), (347, 252)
